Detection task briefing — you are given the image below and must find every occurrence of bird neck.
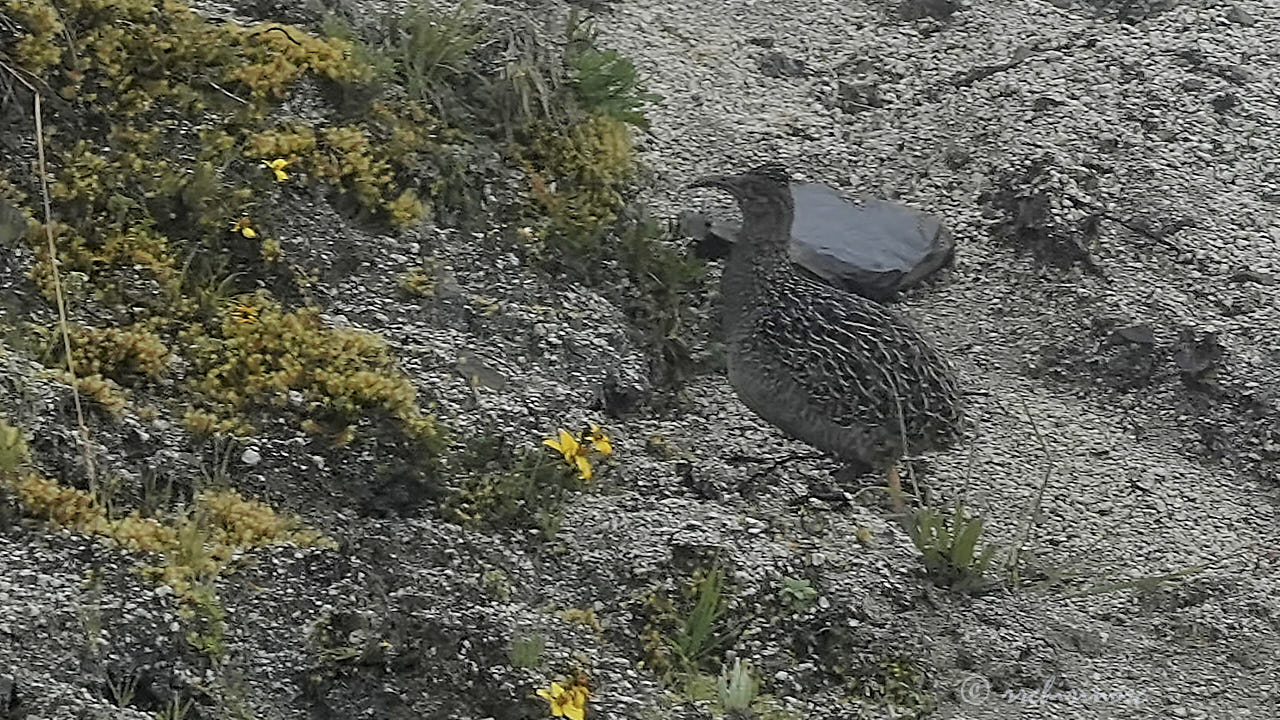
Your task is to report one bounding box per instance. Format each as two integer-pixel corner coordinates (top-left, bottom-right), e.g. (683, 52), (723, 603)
(736, 192), (794, 267)
(722, 195), (796, 331)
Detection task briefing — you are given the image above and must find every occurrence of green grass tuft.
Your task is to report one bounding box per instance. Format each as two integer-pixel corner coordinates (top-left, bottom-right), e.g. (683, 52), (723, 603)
(907, 504), (1000, 592)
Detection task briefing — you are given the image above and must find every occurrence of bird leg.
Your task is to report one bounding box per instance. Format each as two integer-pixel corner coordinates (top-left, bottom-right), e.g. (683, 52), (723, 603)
(886, 464), (907, 514)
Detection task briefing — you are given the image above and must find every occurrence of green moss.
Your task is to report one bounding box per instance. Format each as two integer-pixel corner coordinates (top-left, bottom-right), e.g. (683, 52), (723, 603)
(511, 104), (706, 390)
(186, 298), (442, 447)
(4, 0), (65, 73)
(397, 263), (439, 297)
(387, 189), (427, 229)
(6, 0), (372, 107)
(497, 11), (656, 249)
(7, 0), (464, 313)
(314, 125), (396, 210)
(2, 0), (465, 459)
(50, 322), (172, 384)
(2, 0), (678, 502)
(183, 408), (254, 438)
(48, 371), (131, 415)
(245, 126), (319, 158)
(519, 114), (635, 245)
(241, 101), (453, 225)
(0, 418), (30, 479)
(6, 467), (333, 661)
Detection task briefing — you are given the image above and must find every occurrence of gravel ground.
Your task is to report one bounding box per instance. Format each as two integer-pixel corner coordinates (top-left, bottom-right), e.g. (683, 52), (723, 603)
(2, 0), (1279, 718)
(591, 0), (1280, 715)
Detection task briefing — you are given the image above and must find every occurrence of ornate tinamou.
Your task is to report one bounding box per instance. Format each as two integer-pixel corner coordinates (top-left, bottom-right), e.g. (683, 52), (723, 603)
(689, 163), (963, 505)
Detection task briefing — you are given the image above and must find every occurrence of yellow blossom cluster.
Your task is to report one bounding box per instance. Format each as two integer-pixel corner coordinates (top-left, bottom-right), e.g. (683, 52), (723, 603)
(537, 680), (590, 720)
(543, 423), (613, 481)
(263, 158), (291, 182)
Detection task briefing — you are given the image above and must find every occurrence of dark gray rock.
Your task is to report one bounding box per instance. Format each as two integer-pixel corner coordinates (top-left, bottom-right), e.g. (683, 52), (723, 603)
(836, 81), (885, 114)
(681, 182), (956, 301)
(1174, 328), (1223, 387)
(1227, 5), (1256, 26)
(0, 675), (16, 720)
(756, 52), (810, 78)
(1110, 323), (1156, 346)
(1212, 92), (1239, 113)
(982, 155), (1104, 274)
(899, 0), (959, 21)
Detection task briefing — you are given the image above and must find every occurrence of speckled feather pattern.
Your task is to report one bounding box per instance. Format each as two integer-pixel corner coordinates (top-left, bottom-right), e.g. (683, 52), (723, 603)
(702, 164), (963, 470)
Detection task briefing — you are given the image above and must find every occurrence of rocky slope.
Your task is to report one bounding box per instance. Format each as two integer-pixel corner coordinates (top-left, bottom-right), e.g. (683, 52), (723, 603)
(1, 1), (1278, 719)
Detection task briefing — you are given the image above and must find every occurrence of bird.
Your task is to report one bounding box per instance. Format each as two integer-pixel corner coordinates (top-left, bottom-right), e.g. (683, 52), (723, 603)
(688, 162), (963, 509)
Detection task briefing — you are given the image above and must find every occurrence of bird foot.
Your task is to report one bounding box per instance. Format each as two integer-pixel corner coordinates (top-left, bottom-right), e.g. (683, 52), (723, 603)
(797, 478), (857, 506)
(726, 451), (825, 482)
(831, 464), (911, 515)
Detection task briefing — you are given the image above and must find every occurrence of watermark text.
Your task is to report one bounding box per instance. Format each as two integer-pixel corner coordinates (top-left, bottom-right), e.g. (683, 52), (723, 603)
(958, 673), (1148, 707)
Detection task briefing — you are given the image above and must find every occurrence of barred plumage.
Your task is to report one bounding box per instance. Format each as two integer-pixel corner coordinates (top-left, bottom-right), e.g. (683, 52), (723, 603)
(690, 163), (963, 495)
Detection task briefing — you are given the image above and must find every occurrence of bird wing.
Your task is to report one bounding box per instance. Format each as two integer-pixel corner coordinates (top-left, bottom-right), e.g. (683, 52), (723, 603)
(752, 275), (957, 435)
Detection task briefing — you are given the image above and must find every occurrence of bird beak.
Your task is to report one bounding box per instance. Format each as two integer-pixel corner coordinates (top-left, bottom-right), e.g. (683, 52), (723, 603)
(687, 174), (735, 191)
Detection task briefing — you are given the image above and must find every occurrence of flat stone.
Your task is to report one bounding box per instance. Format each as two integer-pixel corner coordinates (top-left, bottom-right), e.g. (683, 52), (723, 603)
(682, 182), (956, 301)
(1111, 323), (1156, 345)
(454, 350), (507, 390)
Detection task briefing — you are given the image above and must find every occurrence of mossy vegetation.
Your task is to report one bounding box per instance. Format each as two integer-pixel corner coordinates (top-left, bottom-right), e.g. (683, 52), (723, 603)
(0, 417), (28, 477)
(7, 0), (440, 307)
(47, 322), (172, 384)
(184, 296), (442, 444)
(11, 472), (331, 586)
(4, 0), (456, 463)
(848, 656), (937, 719)
(1, 0), (693, 460)
(443, 427), (590, 537)
(641, 564), (741, 682)
(0, 416), (329, 660)
(520, 113), (637, 248)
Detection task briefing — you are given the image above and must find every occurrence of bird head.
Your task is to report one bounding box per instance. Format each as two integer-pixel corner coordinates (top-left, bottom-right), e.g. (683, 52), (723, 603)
(687, 162), (793, 200)
(688, 163), (796, 248)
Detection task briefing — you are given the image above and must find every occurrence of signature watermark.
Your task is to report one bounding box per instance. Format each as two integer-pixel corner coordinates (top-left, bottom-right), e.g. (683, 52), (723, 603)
(958, 673), (1148, 707)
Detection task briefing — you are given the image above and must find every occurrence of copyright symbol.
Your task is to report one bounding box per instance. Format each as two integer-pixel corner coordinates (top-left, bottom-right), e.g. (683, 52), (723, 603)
(958, 674), (990, 705)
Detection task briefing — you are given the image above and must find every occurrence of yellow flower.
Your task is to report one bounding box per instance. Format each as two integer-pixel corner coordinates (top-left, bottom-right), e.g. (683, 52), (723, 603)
(536, 682), (589, 720)
(544, 429), (580, 461)
(229, 217), (257, 238)
(581, 424), (612, 456)
(263, 158), (291, 182)
(230, 305), (260, 324)
(544, 429), (593, 481)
